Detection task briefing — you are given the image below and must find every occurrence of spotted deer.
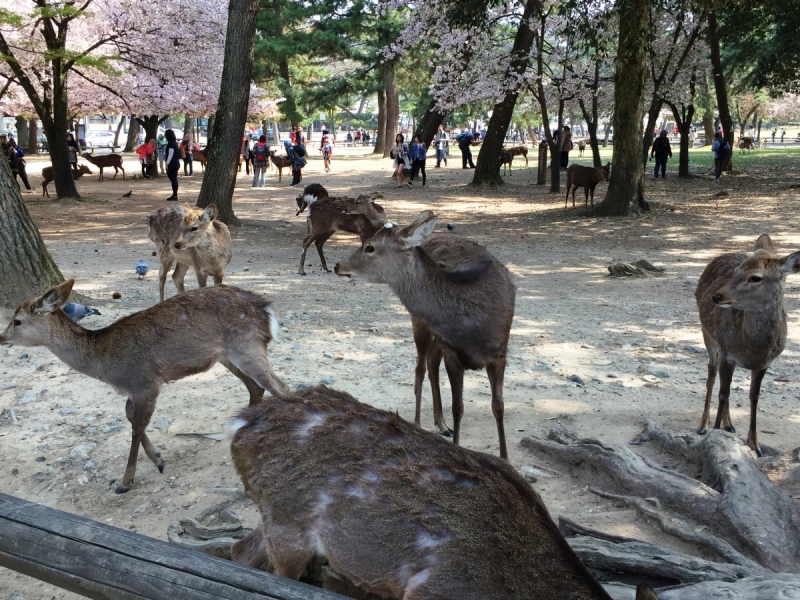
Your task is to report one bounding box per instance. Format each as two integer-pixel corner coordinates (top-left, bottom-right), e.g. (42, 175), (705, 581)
(696, 234), (800, 456)
(335, 212), (516, 459)
(229, 385), (658, 600)
(0, 281), (287, 493)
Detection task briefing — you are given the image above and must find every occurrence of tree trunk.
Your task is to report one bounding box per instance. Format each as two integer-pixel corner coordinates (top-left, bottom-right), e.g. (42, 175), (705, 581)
(702, 114), (714, 146)
(668, 102), (694, 177)
(756, 117), (762, 142)
(708, 9), (733, 171)
(642, 100), (662, 167)
(602, 119), (611, 147)
(196, 0), (260, 226)
(373, 88), (387, 156)
(124, 116), (139, 152)
(42, 117), (80, 200)
(549, 101), (564, 193)
(113, 115), (126, 148)
(183, 114), (193, 140)
(136, 115), (162, 145)
(27, 120), (38, 155)
(0, 154), (65, 308)
(207, 115), (216, 143)
(383, 62), (398, 159)
(306, 123), (313, 143)
(591, 0), (649, 216)
(579, 98), (602, 167)
(472, 0), (538, 186)
(414, 98), (446, 146)
(15, 117), (28, 148)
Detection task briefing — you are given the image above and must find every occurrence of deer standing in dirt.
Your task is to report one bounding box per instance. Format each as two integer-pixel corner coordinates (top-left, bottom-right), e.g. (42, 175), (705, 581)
(499, 149), (513, 175)
(503, 144), (528, 165)
(298, 185), (386, 275)
(695, 234), (800, 457)
(147, 204), (232, 301)
(81, 152), (125, 181)
(565, 163), (610, 210)
(335, 212), (516, 458)
(577, 139), (587, 157)
(0, 280), (287, 493)
(230, 385), (658, 600)
(41, 164), (92, 197)
(269, 151), (292, 183)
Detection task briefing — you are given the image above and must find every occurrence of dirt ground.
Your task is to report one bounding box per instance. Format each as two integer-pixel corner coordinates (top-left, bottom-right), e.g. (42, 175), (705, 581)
(2, 146), (800, 598)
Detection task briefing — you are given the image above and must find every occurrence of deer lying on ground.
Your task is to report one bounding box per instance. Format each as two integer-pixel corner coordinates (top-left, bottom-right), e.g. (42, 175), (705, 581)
(695, 234), (800, 457)
(0, 280), (287, 493)
(577, 139), (587, 157)
(565, 163), (611, 210)
(738, 136), (755, 153)
(81, 152), (125, 181)
(147, 204), (232, 301)
(298, 184), (387, 275)
(269, 151), (293, 182)
(41, 164), (92, 197)
(230, 386), (659, 600)
(335, 212), (516, 458)
(503, 144), (528, 165)
(499, 149), (513, 175)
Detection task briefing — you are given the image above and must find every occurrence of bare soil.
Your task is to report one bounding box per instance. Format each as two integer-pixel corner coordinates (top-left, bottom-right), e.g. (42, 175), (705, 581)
(2, 147), (800, 598)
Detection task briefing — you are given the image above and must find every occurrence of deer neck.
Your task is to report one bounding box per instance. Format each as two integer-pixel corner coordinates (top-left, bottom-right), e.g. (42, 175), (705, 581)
(46, 313), (110, 380)
(389, 248), (444, 316)
(740, 298), (787, 350)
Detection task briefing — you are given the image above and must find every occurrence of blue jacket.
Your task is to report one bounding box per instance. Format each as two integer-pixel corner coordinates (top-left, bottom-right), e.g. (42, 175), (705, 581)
(284, 140), (307, 169)
(410, 142), (427, 161)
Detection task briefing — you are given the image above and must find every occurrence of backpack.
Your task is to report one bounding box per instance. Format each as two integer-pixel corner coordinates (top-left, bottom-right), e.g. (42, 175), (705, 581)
(16, 147), (24, 158)
(254, 142), (268, 163)
(717, 140), (729, 160)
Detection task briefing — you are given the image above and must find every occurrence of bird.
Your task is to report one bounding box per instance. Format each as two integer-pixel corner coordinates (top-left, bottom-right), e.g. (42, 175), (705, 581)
(136, 260), (149, 279)
(122, 190), (133, 198)
(62, 303), (101, 323)
(446, 223), (456, 231)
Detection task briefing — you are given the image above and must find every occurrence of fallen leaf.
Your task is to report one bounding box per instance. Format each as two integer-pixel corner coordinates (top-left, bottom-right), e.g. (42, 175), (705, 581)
(761, 430), (777, 435)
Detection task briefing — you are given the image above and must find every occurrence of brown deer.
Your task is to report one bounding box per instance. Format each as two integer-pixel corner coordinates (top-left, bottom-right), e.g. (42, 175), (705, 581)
(0, 280), (287, 493)
(41, 164), (92, 197)
(147, 204), (232, 302)
(335, 212), (516, 459)
(695, 234), (800, 457)
(738, 136), (755, 154)
(577, 139), (587, 157)
(298, 186), (387, 275)
(230, 386), (658, 600)
(503, 144), (528, 165)
(81, 152), (125, 181)
(565, 163), (610, 210)
(499, 149), (513, 175)
(192, 150), (244, 173)
(269, 151), (293, 183)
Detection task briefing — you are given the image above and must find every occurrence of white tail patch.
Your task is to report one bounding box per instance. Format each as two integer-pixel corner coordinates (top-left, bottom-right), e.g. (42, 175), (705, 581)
(266, 306), (279, 340)
(229, 418), (249, 434)
(304, 194), (318, 206)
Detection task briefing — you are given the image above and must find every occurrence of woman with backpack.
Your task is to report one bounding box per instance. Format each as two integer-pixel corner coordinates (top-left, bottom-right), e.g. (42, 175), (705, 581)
(650, 130), (672, 179)
(711, 132), (729, 183)
(8, 140), (33, 192)
(164, 129), (181, 201)
(252, 135), (269, 187)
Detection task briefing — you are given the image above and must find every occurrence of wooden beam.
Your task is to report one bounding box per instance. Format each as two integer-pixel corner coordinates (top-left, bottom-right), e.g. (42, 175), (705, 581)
(0, 493), (345, 600)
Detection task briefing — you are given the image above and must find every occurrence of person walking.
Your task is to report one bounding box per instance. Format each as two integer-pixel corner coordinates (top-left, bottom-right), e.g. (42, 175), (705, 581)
(772, 129), (777, 143)
(9, 140), (33, 192)
(408, 134), (428, 187)
(392, 134), (411, 187)
(285, 139), (307, 187)
(164, 129), (180, 201)
(67, 133), (79, 172)
(559, 125), (572, 169)
(781, 129), (786, 144)
(435, 125), (449, 167)
(241, 133), (253, 176)
(650, 130), (672, 179)
(456, 131), (477, 169)
(180, 134), (193, 176)
(711, 132), (729, 183)
(320, 129), (333, 173)
(156, 133), (167, 175)
(252, 135), (269, 187)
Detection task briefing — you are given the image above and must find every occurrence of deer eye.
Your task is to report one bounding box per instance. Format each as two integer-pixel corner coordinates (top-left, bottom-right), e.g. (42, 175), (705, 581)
(191, 226), (198, 231)
(13, 319), (21, 326)
(365, 245), (375, 254)
(749, 275), (762, 283)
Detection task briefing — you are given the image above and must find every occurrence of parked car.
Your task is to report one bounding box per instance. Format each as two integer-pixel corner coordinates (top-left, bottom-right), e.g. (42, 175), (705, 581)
(85, 131), (117, 148)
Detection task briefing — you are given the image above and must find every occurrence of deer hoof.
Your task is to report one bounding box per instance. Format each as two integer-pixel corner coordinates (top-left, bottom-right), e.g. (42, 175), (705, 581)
(299, 272), (307, 276)
(724, 424), (736, 433)
(697, 426), (708, 435)
(755, 447), (763, 458)
(115, 484), (131, 494)
(157, 459), (165, 474)
(441, 428), (454, 438)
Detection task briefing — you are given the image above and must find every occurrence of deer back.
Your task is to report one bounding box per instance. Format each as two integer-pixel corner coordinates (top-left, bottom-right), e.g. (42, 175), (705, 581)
(309, 197), (384, 240)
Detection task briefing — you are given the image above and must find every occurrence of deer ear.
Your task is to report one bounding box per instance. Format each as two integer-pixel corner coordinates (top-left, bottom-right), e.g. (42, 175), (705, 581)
(401, 211), (437, 248)
(754, 234), (775, 253)
(37, 279), (74, 313)
(777, 251), (800, 275)
(202, 205), (218, 222)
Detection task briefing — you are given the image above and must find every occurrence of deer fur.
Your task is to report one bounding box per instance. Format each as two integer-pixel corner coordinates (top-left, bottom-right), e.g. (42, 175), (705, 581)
(738, 136), (755, 154)
(41, 164), (92, 197)
(695, 234), (800, 457)
(81, 152), (125, 181)
(0, 280), (287, 493)
(565, 163), (610, 210)
(577, 139), (587, 157)
(503, 144), (528, 165)
(334, 212), (516, 459)
(499, 149), (513, 175)
(147, 204), (232, 302)
(192, 150), (244, 173)
(298, 185), (387, 275)
(229, 386), (658, 600)
(269, 151), (293, 182)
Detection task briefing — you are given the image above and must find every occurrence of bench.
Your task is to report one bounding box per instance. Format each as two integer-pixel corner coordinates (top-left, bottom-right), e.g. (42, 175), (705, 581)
(0, 492), (344, 600)
(81, 145), (124, 155)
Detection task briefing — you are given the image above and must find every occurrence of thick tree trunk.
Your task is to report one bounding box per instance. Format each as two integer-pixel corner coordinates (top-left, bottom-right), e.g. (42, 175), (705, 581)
(136, 115), (162, 145)
(702, 114), (714, 146)
(42, 117), (79, 200)
(756, 117), (762, 142)
(579, 83), (602, 168)
(602, 119), (611, 147)
(642, 100), (662, 167)
(183, 114), (193, 141)
(207, 115), (216, 143)
(113, 115), (125, 148)
(591, 0), (649, 215)
(414, 98), (446, 146)
(383, 62), (399, 159)
(708, 10), (733, 171)
(15, 117), (28, 148)
(27, 120), (38, 156)
(373, 89), (387, 156)
(472, 0), (537, 186)
(0, 155), (65, 308)
(124, 116), (139, 152)
(196, 0), (260, 226)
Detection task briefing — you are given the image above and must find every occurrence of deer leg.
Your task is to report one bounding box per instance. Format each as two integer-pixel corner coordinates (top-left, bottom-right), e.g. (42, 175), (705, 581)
(486, 359), (508, 460)
(112, 167), (118, 180)
(195, 270), (210, 288)
(117, 393), (159, 494)
(443, 355), (465, 447)
(231, 526), (269, 569)
(298, 233), (317, 275)
(220, 358), (266, 405)
(212, 272), (224, 286)
(315, 232), (335, 272)
(172, 261), (190, 294)
(565, 186), (570, 211)
(698, 331), (719, 434)
(227, 349), (289, 397)
(158, 258), (174, 303)
(263, 530), (313, 580)
(427, 343), (451, 436)
(747, 368), (767, 457)
(584, 187), (590, 209)
(121, 165), (126, 180)
(572, 187), (577, 208)
(412, 318), (432, 427)
(713, 358), (736, 432)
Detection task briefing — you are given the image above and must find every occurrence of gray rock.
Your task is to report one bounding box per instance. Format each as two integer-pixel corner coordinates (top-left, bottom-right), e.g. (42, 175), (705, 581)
(133, 501), (151, 514)
(82, 415), (96, 422)
(103, 425), (125, 434)
(2, 383), (16, 390)
(60, 408), (79, 415)
(648, 366), (670, 378)
(684, 345), (706, 354)
(323, 352), (334, 359)
(153, 418), (169, 432)
(36, 456), (46, 462)
(18, 392), (37, 404)
(569, 374), (585, 386)
(10, 593), (27, 600)
(69, 444), (95, 460)
(18, 353), (28, 359)
(295, 382), (314, 391)
(320, 376), (335, 385)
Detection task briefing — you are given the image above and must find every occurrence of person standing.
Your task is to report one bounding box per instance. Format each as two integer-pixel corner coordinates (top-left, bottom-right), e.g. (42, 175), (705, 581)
(8, 140), (33, 192)
(180, 134), (193, 176)
(156, 133), (167, 175)
(241, 133), (253, 176)
(320, 129), (333, 173)
(408, 134), (427, 187)
(252, 135), (269, 187)
(164, 129), (180, 201)
(781, 129), (786, 144)
(67, 133), (79, 172)
(711, 131), (729, 183)
(435, 125), (449, 167)
(559, 125), (572, 169)
(285, 139), (307, 187)
(392, 134), (411, 187)
(456, 131), (477, 169)
(650, 130), (672, 179)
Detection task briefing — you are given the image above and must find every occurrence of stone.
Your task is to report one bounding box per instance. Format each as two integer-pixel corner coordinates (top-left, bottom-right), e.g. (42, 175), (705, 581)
(684, 345), (706, 354)
(320, 376), (335, 385)
(60, 408), (79, 415)
(569, 374), (585, 386)
(1, 383), (16, 390)
(295, 382), (314, 391)
(18, 392), (37, 404)
(648, 366), (670, 378)
(153, 418), (169, 432)
(642, 375), (662, 384)
(323, 352), (334, 359)
(133, 501), (152, 514)
(69, 444), (96, 460)
(36, 456), (46, 462)
(103, 425), (125, 434)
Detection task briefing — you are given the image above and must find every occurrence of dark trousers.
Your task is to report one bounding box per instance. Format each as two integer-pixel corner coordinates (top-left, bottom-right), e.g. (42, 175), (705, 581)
(460, 144), (474, 168)
(410, 159), (427, 184)
(714, 158), (723, 180)
(292, 168), (302, 185)
(15, 162), (32, 191)
(653, 155), (667, 178)
(560, 151), (569, 168)
(141, 162), (149, 178)
(167, 164), (179, 197)
(244, 156), (251, 175)
(183, 156), (193, 175)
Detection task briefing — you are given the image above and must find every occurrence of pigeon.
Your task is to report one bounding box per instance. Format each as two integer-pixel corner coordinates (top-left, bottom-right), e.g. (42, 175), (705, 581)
(136, 260), (149, 279)
(122, 190), (133, 198)
(62, 303), (101, 322)
(446, 223), (456, 231)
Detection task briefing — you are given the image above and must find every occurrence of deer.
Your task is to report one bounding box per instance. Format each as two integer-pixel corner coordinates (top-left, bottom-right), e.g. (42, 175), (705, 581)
(503, 144), (528, 165)
(269, 151), (293, 183)
(41, 164), (92, 197)
(695, 234), (800, 457)
(335, 212), (516, 459)
(298, 184), (387, 275)
(147, 204), (232, 302)
(81, 152), (125, 181)
(577, 139), (587, 157)
(565, 163), (611, 210)
(192, 149), (244, 173)
(0, 280), (287, 494)
(229, 385), (659, 600)
(499, 149), (513, 175)
(738, 136), (755, 154)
